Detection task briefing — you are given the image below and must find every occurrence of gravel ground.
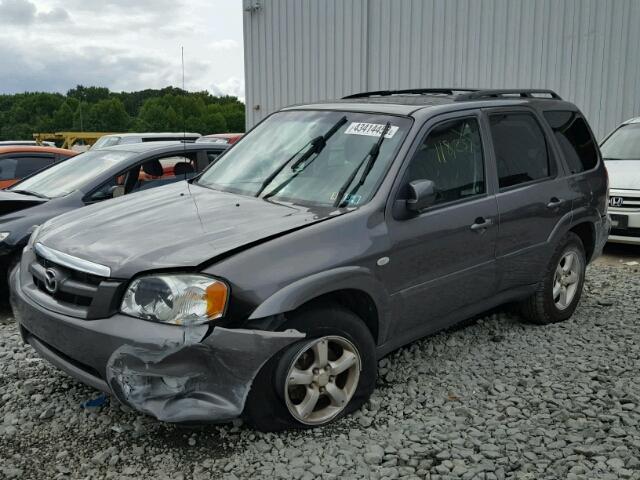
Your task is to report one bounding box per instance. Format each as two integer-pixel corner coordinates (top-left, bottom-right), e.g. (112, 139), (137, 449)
(1, 261), (639, 480)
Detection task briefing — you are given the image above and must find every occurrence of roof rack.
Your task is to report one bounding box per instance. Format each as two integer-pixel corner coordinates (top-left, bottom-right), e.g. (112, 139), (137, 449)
(455, 89), (562, 101)
(342, 88), (479, 99)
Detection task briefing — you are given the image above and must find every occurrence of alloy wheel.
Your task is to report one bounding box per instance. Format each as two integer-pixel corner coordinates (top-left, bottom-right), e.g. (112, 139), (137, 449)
(553, 250), (583, 310)
(284, 336), (361, 425)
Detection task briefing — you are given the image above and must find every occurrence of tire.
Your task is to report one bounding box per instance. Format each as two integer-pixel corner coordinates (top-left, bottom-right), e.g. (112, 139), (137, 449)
(0, 254), (19, 304)
(243, 303), (377, 431)
(520, 232), (586, 325)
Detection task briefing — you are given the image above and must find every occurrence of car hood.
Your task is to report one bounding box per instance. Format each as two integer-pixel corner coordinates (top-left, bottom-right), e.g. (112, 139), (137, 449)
(0, 189), (48, 217)
(37, 182), (340, 278)
(605, 160), (640, 190)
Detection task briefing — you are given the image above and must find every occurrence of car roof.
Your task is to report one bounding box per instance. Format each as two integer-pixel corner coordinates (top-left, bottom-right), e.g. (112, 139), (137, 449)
(92, 141), (227, 154)
(0, 146), (78, 155)
(622, 117), (640, 125)
(101, 132), (201, 138)
(285, 89), (576, 117)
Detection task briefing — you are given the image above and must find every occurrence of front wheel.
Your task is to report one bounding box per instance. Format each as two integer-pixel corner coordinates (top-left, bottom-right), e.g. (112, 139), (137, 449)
(243, 304), (377, 431)
(520, 232), (586, 324)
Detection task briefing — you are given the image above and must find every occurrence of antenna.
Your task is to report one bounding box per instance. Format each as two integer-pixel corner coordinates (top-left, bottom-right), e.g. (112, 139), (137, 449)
(181, 46), (188, 177)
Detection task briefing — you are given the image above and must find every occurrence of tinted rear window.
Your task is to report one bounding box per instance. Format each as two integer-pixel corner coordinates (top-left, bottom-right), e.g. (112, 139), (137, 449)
(489, 112), (550, 189)
(543, 111), (598, 172)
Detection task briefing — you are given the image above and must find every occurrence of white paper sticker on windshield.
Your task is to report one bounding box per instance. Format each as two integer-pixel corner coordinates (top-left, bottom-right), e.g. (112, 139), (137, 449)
(344, 122), (399, 138)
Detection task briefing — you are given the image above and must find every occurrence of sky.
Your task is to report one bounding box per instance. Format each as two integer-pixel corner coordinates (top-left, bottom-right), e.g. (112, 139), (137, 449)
(0, 0), (245, 99)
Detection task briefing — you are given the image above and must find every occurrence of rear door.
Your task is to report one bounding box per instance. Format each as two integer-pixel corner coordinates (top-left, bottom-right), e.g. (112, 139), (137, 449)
(485, 108), (572, 291)
(385, 111), (498, 341)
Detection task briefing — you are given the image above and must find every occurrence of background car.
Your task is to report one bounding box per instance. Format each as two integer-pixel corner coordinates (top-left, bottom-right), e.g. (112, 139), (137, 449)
(92, 132), (202, 149)
(0, 141), (228, 295)
(600, 117), (640, 245)
(0, 140), (56, 147)
(196, 133), (243, 145)
(0, 146), (77, 189)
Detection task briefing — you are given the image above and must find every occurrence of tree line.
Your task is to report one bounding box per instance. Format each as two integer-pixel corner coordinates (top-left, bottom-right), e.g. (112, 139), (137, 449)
(0, 85), (246, 141)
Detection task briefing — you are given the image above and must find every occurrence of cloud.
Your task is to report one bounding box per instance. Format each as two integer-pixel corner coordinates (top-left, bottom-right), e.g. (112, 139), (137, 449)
(210, 77), (245, 100)
(0, 0), (36, 25)
(37, 6), (70, 22)
(0, 0), (70, 25)
(209, 39), (239, 50)
(0, 0), (245, 97)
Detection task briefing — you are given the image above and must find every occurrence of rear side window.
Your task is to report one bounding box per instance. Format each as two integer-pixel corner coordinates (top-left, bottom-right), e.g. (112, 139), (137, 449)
(0, 155), (54, 180)
(405, 117), (485, 205)
(543, 111), (598, 172)
(489, 112), (550, 189)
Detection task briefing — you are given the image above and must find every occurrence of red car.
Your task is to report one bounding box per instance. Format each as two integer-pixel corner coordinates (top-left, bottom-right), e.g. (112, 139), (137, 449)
(0, 146), (77, 189)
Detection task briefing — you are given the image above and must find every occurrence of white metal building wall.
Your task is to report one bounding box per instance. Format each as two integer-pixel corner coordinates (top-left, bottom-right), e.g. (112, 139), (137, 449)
(243, 0), (640, 139)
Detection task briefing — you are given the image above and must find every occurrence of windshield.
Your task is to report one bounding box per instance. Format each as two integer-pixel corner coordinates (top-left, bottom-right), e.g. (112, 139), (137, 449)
(196, 110), (411, 207)
(601, 124), (640, 160)
(9, 150), (134, 198)
(93, 136), (122, 149)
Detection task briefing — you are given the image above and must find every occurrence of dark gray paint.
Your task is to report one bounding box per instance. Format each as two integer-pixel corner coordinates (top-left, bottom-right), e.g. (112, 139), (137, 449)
(11, 95), (610, 422)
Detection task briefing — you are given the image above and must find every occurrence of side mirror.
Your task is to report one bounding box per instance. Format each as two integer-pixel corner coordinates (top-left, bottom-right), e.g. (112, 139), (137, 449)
(406, 179), (436, 212)
(111, 185), (125, 198)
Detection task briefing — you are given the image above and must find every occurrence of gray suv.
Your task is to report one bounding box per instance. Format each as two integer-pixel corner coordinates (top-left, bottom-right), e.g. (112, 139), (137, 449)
(10, 89), (610, 431)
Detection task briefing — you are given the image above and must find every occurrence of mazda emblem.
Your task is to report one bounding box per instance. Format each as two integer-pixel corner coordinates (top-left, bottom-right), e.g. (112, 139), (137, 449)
(609, 196), (624, 207)
(44, 268), (58, 294)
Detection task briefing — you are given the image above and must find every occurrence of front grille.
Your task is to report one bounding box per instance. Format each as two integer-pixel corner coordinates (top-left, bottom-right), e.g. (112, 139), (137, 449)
(30, 254), (101, 310)
(609, 196), (640, 210)
(611, 227), (640, 238)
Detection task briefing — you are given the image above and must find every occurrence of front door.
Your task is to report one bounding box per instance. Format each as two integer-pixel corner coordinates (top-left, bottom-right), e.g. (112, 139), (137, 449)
(385, 112), (498, 342)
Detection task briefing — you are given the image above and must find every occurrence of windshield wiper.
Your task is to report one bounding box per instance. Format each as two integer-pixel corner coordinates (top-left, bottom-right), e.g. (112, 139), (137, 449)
(333, 122), (391, 208)
(10, 189), (49, 199)
(256, 116), (347, 198)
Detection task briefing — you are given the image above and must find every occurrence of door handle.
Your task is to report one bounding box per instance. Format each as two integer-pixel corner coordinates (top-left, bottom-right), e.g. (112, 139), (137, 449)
(470, 217), (493, 231)
(547, 197), (564, 208)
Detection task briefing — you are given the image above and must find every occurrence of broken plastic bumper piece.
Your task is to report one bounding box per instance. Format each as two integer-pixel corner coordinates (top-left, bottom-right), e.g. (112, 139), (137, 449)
(106, 327), (304, 423)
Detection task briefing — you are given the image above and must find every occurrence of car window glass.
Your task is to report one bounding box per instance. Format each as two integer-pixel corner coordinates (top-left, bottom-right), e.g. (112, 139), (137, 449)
(405, 117), (485, 205)
(543, 111), (598, 172)
(14, 156), (55, 178)
(489, 112), (550, 189)
(207, 151), (221, 164)
(0, 158), (18, 180)
(13, 150), (133, 198)
(88, 152), (200, 201)
(600, 123), (640, 161)
(93, 136), (121, 148)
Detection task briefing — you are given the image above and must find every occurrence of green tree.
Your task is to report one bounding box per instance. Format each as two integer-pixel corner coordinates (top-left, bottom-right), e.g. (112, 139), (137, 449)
(0, 86), (245, 140)
(85, 98), (130, 131)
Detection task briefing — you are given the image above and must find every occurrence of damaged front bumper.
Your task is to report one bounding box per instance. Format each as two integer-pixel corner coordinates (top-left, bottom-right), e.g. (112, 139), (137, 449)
(10, 267), (304, 423)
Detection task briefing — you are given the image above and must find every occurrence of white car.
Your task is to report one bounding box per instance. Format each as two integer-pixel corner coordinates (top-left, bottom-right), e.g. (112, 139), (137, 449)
(92, 132), (201, 149)
(600, 117), (640, 245)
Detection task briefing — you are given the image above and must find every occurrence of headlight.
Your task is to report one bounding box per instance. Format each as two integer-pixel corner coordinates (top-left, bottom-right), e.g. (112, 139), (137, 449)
(0, 232), (10, 242)
(121, 274), (229, 325)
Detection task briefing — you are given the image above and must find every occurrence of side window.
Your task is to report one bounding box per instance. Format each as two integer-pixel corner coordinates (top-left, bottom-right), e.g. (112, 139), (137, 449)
(489, 112), (550, 189)
(207, 151), (222, 165)
(0, 158), (18, 180)
(405, 117), (485, 205)
(15, 156), (54, 178)
(543, 111), (598, 173)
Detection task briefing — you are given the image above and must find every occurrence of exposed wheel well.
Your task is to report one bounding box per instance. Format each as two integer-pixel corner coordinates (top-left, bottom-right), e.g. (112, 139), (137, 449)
(570, 222), (595, 262)
(299, 289), (380, 345)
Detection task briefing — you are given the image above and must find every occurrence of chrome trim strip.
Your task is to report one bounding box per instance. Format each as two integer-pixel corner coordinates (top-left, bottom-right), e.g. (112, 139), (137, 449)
(34, 243), (111, 277)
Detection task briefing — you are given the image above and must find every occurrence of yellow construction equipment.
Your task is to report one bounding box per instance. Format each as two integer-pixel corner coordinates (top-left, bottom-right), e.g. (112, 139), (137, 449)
(33, 132), (117, 149)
